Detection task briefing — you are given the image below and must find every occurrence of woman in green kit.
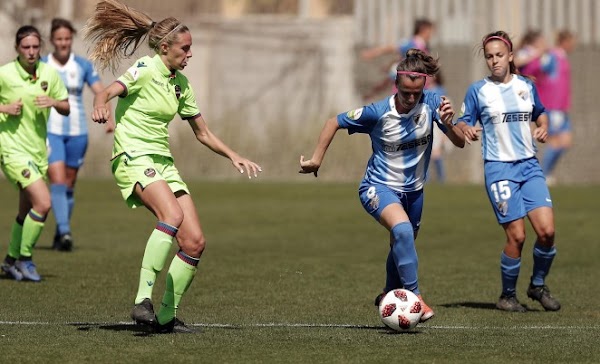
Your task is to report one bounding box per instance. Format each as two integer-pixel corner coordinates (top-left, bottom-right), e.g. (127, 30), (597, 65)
(0, 25), (70, 282)
(85, 0), (262, 333)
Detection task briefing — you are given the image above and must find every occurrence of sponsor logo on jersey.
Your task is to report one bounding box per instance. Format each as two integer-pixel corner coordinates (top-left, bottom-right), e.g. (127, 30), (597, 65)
(383, 134), (432, 152)
(144, 168), (156, 178)
(496, 112), (530, 124)
(137, 61), (147, 68)
(40, 81), (48, 92)
(346, 107), (363, 120)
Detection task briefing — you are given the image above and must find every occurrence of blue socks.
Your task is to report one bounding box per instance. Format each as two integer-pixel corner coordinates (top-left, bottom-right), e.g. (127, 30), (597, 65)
(542, 147), (564, 176)
(384, 249), (402, 292)
(531, 243), (556, 286)
(500, 252), (521, 297)
(66, 188), (75, 220)
(50, 184), (70, 235)
(390, 222), (419, 295)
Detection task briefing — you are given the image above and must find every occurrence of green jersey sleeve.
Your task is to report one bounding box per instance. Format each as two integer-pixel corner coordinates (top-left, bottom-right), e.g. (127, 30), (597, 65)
(117, 58), (152, 97)
(178, 82), (201, 119)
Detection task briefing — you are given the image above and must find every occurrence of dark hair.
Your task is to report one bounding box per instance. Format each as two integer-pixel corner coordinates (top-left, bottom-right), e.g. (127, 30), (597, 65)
(413, 18), (433, 36)
(396, 48), (440, 81)
(51, 18), (77, 37)
(15, 25), (41, 47)
(518, 29), (543, 49)
(481, 30), (517, 75)
(556, 30), (574, 45)
(83, 0), (189, 72)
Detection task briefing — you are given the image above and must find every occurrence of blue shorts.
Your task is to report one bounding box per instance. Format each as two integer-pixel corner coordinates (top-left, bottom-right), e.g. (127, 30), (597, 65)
(547, 111), (571, 136)
(47, 133), (89, 169)
(358, 182), (424, 232)
(484, 158), (552, 224)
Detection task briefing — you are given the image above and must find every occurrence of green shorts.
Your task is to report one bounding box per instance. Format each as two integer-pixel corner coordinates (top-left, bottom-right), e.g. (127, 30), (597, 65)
(0, 155), (47, 189)
(111, 154), (189, 209)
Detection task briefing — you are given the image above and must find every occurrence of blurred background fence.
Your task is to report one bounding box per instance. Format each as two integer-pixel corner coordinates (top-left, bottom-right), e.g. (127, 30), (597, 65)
(0, 0), (598, 184)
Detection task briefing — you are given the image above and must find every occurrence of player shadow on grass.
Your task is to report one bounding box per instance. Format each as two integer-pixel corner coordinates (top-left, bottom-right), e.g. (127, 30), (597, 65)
(440, 301), (540, 311)
(71, 323), (155, 337)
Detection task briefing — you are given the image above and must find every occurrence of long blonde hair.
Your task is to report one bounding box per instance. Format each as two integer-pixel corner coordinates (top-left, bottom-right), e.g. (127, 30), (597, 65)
(83, 0), (189, 72)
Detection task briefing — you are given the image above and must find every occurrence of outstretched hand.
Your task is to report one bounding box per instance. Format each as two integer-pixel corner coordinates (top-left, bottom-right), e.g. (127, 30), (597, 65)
(299, 155), (320, 177)
(231, 156), (262, 179)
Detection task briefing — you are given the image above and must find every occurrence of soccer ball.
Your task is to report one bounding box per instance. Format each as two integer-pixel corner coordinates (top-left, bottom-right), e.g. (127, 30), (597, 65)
(378, 289), (423, 331)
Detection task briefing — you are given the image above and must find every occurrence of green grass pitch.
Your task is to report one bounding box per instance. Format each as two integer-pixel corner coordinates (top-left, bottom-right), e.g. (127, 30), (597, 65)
(0, 180), (598, 363)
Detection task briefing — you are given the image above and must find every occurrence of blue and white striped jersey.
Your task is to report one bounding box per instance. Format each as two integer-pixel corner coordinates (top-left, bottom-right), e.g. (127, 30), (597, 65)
(337, 91), (446, 192)
(42, 53), (100, 136)
(457, 75), (545, 162)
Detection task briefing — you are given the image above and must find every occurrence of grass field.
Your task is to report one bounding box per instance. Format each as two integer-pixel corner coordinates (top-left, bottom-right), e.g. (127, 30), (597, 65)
(0, 179), (598, 363)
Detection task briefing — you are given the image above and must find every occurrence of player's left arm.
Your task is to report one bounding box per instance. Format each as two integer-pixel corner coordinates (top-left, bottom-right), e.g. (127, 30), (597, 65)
(187, 115), (262, 178)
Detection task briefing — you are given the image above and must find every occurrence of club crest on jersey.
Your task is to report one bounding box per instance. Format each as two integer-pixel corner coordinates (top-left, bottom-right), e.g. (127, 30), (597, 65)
(496, 201), (508, 216)
(174, 85), (181, 99)
(346, 107), (363, 120)
(144, 168), (156, 178)
(40, 81), (48, 92)
(413, 112), (426, 126)
(21, 169), (31, 179)
(518, 89), (529, 101)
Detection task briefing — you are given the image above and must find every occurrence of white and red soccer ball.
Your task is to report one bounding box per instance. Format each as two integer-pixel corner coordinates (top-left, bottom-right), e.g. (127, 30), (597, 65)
(378, 289), (423, 331)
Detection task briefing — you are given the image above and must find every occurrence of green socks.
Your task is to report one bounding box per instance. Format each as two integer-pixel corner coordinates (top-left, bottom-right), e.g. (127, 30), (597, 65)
(156, 250), (199, 325)
(7, 219), (24, 260)
(134, 222), (178, 304)
(20, 210), (46, 258)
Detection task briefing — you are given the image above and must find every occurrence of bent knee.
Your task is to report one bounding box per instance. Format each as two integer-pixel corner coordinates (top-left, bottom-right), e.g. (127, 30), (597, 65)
(179, 233), (206, 257)
(537, 228), (555, 246)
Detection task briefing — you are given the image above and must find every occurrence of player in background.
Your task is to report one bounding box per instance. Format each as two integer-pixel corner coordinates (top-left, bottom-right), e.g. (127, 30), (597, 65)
(361, 19), (435, 100)
(455, 31), (560, 312)
(43, 18), (115, 252)
(85, 0), (261, 333)
(521, 31), (576, 185)
(514, 29), (547, 72)
(0, 26), (70, 281)
(427, 72), (448, 183)
(300, 49), (466, 323)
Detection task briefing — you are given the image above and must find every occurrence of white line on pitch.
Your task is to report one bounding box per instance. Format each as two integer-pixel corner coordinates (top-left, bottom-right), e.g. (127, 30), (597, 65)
(0, 321), (599, 330)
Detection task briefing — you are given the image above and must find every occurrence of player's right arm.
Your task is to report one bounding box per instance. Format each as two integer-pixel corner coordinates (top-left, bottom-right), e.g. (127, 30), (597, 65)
(0, 99), (23, 116)
(92, 81), (125, 124)
(455, 84), (483, 144)
(299, 116), (340, 177)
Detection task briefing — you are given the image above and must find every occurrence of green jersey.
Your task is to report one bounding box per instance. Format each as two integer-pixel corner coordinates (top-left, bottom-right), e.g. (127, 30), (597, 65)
(0, 59), (68, 162)
(113, 55), (201, 159)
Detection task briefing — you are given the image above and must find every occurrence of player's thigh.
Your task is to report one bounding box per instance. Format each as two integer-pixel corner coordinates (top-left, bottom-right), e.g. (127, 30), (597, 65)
(64, 135), (88, 169)
(47, 133), (66, 166)
(358, 184), (409, 230)
(174, 192), (206, 256)
(22, 178), (51, 215)
(134, 180), (182, 224)
(0, 157), (47, 190)
(484, 178), (525, 224)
